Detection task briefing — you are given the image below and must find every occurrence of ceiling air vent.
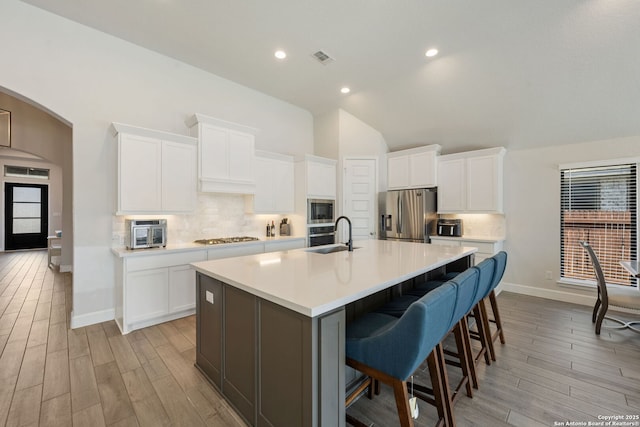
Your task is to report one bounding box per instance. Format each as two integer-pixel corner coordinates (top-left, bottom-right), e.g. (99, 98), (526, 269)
(312, 50), (334, 65)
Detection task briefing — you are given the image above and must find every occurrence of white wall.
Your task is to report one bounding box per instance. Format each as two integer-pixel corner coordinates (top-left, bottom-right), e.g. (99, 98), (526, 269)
(502, 136), (640, 305)
(0, 1), (313, 327)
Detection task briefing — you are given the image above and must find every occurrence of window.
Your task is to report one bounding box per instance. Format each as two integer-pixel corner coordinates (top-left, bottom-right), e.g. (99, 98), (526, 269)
(561, 163), (637, 286)
(4, 166), (49, 180)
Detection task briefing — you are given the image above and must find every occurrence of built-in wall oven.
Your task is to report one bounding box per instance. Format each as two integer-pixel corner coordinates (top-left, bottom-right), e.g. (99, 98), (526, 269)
(308, 225), (336, 247)
(307, 199), (335, 224)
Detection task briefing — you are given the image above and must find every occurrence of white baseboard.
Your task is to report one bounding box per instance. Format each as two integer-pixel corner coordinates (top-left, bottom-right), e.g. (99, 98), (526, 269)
(71, 308), (115, 329)
(498, 282), (596, 307)
(60, 264), (73, 273)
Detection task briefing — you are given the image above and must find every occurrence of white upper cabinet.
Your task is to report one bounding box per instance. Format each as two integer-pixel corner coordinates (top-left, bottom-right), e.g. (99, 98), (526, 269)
(387, 145), (441, 189)
(437, 147), (506, 213)
(112, 123), (197, 215)
(296, 155), (337, 199)
(252, 151), (295, 214)
(186, 114), (257, 194)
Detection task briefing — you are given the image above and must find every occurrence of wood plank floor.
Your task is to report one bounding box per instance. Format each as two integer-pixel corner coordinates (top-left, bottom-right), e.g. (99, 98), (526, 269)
(0, 250), (246, 427)
(1, 250), (639, 426)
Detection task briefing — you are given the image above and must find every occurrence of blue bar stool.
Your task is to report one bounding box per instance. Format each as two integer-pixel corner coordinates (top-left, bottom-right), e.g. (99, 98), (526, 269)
(345, 283), (457, 427)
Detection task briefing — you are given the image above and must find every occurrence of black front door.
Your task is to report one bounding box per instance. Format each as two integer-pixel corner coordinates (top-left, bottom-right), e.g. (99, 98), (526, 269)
(5, 183), (48, 250)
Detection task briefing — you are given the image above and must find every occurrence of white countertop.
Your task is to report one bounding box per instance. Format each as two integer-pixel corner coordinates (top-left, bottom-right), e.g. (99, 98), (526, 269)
(191, 239), (477, 317)
(111, 235), (305, 258)
(430, 235), (505, 243)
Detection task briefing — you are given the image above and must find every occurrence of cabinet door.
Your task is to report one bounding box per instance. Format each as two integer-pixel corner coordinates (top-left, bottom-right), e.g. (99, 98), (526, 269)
(125, 268), (169, 324)
(197, 274), (223, 389)
(228, 130), (255, 183)
(200, 124), (229, 180)
(409, 151), (437, 188)
(119, 134), (162, 212)
(253, 156), (274, 212)
(223, 286), (256, 423)
(387, 155), (409, 189)
(162, 141), (197, 212)
(437, 158), (466, 212)
(168, 265), (196, 313)
(466, 155), (501, 212)
(273, 158), (294, 212)
(307, 161), (336, 198)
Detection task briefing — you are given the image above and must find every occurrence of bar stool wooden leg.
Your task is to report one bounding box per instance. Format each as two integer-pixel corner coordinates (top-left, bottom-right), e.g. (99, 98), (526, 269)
(426, 343), (455, 427)
(470, 305), (492, 366)
(479, 298), (497, 362)
(489, 290), (506, 344)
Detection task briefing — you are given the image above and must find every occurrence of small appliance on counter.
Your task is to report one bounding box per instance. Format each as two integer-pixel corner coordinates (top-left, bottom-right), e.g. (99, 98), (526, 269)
(280, 218), (290, 236)
(437, 218), (462, 237)
(126, 219), (167, 249)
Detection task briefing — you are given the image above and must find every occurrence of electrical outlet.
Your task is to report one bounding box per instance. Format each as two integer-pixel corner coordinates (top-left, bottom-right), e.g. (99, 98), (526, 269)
(545, 271), (552, 280)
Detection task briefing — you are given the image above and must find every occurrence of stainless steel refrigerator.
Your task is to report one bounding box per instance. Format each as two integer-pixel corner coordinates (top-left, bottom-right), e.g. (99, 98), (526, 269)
(380, 188), (437, 243)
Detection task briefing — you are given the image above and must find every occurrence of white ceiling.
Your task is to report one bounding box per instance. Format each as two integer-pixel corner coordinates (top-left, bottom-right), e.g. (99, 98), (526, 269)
(21, 0), (640, 153)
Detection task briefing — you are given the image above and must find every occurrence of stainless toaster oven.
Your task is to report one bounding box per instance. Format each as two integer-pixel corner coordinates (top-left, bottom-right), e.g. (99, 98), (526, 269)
(126, 219), (167, 249)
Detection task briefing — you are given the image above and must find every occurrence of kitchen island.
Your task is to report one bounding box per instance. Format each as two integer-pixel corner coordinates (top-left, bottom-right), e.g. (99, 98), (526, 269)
(191, 239), (477, 427)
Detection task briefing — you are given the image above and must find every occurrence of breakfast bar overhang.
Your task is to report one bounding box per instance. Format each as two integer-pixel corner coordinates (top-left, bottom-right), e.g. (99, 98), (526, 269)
(191, 240), (477, 427)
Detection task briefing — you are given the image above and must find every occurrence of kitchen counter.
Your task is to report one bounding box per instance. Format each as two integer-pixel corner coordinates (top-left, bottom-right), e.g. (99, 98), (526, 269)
(111, 235), (305, 258)
(193, 239), (476, 427)
(192, 239), (477, 317)
(429, 234), (505, 243)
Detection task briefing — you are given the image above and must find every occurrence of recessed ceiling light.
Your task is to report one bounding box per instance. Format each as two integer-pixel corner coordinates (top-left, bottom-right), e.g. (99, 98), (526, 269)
(274, 50), (287, 59)
(425, 48), (439, 58)
(340, 87), (351, 94)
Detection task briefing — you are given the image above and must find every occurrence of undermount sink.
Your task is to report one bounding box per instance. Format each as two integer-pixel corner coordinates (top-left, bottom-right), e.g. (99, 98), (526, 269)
(306, 245), (360, 254)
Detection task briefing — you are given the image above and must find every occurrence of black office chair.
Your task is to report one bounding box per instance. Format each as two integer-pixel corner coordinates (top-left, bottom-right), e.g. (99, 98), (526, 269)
(579, 241), (640, 334)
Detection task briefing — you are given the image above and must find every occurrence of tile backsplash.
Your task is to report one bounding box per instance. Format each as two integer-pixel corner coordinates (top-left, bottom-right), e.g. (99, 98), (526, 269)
(438, 213), (505, 238)
(112, 193), (287, 246)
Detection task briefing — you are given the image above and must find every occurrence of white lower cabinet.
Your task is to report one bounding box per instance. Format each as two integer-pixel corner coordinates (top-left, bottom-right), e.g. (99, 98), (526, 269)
(169, 265), (197, 313)
(115, 238), (307, 334)
(125, 268), (169, 325)
(116, 250), (207, 334)
(430, 237), (504, 265)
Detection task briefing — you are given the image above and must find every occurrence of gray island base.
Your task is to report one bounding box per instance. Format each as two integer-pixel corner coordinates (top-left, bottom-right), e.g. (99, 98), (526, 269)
(191, 240), (477, 427)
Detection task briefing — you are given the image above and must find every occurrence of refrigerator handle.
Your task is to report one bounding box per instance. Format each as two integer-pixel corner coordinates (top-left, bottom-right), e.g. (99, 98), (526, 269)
(397, 195), (402, 232)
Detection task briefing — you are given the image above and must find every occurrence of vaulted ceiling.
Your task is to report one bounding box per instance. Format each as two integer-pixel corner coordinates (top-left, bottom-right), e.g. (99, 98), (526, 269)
(21, 0), (640, 153)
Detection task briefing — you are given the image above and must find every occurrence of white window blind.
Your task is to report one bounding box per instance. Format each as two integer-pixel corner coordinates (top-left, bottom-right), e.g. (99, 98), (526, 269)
(561, 163), (637, 286)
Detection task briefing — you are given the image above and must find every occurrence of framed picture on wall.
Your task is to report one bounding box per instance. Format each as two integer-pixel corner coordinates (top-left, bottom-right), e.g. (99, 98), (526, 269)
(0, 109), (10, 147)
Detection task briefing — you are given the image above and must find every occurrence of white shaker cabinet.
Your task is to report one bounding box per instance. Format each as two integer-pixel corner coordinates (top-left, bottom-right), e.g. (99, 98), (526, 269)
(115, 249), (207, 334)
(430, 237), (504, 265)
(112, 123), (197, 215)
(252, 151), (295, 214)
(387, 144), (441, 190)
(437, 147), (505, 213)
(186, 113), (257, 194)
(295, 154), (337, 200)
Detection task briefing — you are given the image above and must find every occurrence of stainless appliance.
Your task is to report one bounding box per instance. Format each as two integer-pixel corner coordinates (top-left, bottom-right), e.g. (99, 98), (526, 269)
(437, 218), (462, 237)
(194, 236), (260, 245)
(126, 219), (167, 249)
(308, 225), (336, 247)
(307, 199), (335, 224)
(380, 188), (437, 243)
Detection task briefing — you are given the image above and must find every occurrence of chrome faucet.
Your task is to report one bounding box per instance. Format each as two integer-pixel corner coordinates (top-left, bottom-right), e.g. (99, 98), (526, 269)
(334, 216), (353, 251)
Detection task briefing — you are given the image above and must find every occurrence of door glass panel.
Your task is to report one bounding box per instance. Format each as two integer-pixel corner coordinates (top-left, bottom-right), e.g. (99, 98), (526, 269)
(13, 218), (40, 234)
(13, 203), (40, 218)
(13, 187), (41, 202)
(12, 187), (42, 234)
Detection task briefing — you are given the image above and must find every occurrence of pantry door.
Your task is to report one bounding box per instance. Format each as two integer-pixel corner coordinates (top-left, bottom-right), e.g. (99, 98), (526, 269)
(4, 183), (49, 250)
(343, 158), (377, 242)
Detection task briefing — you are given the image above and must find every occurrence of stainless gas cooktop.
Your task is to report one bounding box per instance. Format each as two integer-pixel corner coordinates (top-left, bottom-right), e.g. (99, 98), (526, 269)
(194, 236), (260, 245)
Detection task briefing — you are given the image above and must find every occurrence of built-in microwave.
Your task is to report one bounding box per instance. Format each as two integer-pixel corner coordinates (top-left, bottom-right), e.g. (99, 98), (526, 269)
(307, 199), (335, 224)
(125, 219), (167, 249)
